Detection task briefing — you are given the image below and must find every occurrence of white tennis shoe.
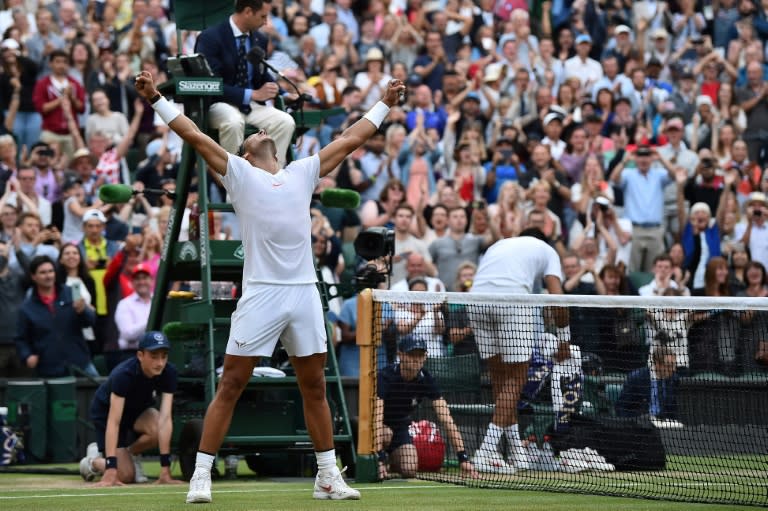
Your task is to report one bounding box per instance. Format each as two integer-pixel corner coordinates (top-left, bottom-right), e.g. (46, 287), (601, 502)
(79, 442), (100, 482)
(186, 468), (212, 503)
(472, 450), (517, 475)
(313, 466), (360, 500)
(131, 453), (148, 483)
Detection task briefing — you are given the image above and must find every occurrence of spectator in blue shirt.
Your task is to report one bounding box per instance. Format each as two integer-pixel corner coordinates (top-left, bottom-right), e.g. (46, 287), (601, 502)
(610, 144), (676, 272)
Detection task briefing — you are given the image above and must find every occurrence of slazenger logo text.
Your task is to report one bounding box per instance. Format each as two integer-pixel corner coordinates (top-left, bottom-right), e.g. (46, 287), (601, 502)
(178, 81), (221, 92)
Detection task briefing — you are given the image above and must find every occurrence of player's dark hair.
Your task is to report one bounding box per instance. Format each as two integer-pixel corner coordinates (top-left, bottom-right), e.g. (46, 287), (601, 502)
(519, 227), (548, 243)
(235, 0), (271, 14)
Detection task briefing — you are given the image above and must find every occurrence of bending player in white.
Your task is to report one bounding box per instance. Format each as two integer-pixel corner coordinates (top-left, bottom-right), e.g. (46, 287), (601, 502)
(134, 71), (405, 503)
(469, 228), (571, 474)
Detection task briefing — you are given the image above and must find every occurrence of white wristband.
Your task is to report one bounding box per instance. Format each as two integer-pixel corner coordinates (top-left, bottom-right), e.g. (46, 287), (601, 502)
(556, 326), (571, 344)
(152, 96), (181, 125)
(362, 101), (390, 129)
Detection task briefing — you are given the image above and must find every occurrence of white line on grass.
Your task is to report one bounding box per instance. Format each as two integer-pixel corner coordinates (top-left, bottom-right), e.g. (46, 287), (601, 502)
(0, 485), (450, 500)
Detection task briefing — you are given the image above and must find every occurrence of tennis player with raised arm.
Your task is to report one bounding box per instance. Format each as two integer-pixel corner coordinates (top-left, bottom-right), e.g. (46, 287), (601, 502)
(134, 70), (405, 503)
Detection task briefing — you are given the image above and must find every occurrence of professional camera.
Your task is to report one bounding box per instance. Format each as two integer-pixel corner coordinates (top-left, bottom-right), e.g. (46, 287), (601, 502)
(354, 263), (388, 291)
(353, 227), (395, 290)
(353, 227), (395, 261)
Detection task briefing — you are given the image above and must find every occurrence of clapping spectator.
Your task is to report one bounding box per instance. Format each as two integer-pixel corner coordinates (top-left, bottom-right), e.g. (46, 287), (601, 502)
(0, 238), (30, 377)
(0, 38), (40, 151)
(314, 53), (348, 108)
(32, 50), (85, 161)
(114, 263), (154, 361)
(639, 254), (690, 297)
(8, 211), (59, 275)
(85, 89), (130, 144)
(487, 181), (525, 239)
(28, 142), (61, 204)
(26, 8), (66, 77)
(734, 192), (768, 271)
(392, 277), (446, 357)
(60, 177), (89, 244)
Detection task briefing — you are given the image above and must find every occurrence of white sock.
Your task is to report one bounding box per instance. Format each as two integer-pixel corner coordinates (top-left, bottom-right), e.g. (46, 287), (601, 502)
(503, 424), (524, 458)
(195, 452), (215, 471)
(315, 449), (338, 473)
(479, 422), (503, 453)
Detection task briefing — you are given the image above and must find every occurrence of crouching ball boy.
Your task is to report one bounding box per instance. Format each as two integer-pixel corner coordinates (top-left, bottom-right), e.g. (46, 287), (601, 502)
(80, 331), (182, 486)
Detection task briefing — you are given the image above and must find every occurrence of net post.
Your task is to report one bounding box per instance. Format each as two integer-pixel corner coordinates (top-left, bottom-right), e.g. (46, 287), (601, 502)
(355, 288), (378, 482)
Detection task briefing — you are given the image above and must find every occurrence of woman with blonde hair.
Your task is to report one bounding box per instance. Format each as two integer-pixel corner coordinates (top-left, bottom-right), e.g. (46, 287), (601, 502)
(524, 181), (561, 239)
(487, 181), (525, 239)
(570, 153), (613, 217)
(452, 142), (486, 203)
(442, 113), (487, 180)
(322, 22), (359, 80)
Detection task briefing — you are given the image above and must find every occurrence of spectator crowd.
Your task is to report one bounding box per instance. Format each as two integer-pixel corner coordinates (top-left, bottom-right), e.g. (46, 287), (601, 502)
(0, 0), (767, 382)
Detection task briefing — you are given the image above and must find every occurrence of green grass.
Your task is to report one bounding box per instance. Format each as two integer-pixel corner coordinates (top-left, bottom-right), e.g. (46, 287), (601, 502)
(0, 463), (763, 511)
(425, 453), (768, 507)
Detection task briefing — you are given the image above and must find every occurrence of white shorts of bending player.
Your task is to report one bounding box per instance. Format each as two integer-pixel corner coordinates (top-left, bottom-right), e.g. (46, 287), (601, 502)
(471, 305), (545, 363)
(226, 283), (327, 358)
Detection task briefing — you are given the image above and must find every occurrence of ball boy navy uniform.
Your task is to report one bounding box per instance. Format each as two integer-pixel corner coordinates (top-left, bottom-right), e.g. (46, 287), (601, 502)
(377, 348), (442, 450)
(89, 333), (177, 451)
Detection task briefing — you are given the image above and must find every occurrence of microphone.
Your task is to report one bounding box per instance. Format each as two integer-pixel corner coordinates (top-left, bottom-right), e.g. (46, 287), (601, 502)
(247, 45), (308, 103)
(99, 184), (177, 204)
(314, 188), (361, 209)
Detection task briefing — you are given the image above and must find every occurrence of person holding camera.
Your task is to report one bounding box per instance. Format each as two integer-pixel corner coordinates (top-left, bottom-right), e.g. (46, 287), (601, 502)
(28, 142), (61, 204)
(734, 192), (768, 272)
(680, 149), (725, 215)
(4, 167), (53, 226)
(483, 137), (523, 203)
(610, 143), (678, 273)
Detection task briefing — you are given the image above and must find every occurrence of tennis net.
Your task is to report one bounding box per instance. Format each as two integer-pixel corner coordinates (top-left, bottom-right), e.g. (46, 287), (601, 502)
(355, 289), (768, 507)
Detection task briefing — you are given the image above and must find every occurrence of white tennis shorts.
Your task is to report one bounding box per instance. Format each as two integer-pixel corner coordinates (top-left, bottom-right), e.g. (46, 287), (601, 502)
(470, 304), (541, 363)
(226, 283), (327, 358)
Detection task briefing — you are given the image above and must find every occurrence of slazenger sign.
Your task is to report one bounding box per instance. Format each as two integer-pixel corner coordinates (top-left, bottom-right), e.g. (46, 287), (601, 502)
(176, 78), (223, 95)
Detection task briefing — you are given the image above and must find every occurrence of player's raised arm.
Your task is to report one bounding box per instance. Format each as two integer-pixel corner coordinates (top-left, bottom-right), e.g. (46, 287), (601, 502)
(318, 80), (405, 177)
(134, 71), (229, 176)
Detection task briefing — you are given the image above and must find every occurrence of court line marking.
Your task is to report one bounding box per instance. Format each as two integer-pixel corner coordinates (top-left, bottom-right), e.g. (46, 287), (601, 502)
(0, 485), (450, 500)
